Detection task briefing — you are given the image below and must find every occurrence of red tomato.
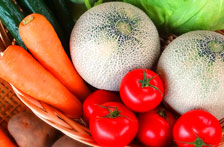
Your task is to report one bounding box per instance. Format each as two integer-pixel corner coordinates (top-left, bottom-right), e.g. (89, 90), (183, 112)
(89, 102), (138, 147)
(83, 90), (120, 122)
(120, 69), (164, 112)
(137, 107), (176, 147)
(173, 110), (222, 147)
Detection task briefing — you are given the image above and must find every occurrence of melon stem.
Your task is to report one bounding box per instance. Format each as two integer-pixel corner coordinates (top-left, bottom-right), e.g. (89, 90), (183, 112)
(116, 21), (132, 35)
(208, 40), (223, 53)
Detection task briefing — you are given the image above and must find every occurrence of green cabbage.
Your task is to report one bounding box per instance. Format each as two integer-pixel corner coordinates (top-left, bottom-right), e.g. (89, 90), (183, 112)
(123, 0), (224, 35)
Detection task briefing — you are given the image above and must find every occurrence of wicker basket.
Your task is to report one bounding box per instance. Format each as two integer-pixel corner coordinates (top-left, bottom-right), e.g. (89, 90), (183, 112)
(11, 81), (224, 147)
(1, 16), (224, 146)
(0, 78), (29, 131)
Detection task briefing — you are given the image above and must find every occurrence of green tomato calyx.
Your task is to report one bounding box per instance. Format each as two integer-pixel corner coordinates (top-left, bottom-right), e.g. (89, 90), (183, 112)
(97, 105), (129, 119)
(139, 69), (163, 96)
(176, 133), (215, 147)
(157, 109), (167, 118)
(157, 108), (172, 127)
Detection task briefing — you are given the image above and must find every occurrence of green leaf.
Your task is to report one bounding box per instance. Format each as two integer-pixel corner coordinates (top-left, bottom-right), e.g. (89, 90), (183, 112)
(84, 0), (92, 9)
(70, 0), (84, 4)
(83, 0), (104, 9)
(123, 0), (224, 35)
(94, 0), (103, 6)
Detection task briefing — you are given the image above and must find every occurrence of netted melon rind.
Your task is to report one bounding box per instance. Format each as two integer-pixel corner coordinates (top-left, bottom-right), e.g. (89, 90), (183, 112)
(157, 31), (224, 120)
(70, 2), (160, 91)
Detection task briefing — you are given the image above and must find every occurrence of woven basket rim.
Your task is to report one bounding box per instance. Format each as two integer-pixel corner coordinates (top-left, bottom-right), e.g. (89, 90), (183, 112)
(11, 85), (224, 147)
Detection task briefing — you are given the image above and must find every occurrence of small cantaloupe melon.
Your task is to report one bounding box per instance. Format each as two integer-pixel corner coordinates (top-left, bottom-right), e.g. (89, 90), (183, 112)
(157, 31), (224, 120)
(70, 2), (160, 91)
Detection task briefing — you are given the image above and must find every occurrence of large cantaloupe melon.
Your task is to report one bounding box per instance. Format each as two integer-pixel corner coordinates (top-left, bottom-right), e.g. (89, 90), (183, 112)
(70, 2), (160, 91)
(157, 31), (224, 120)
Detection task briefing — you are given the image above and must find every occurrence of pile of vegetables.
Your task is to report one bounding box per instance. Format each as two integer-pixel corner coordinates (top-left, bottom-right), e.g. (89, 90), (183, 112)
(0, 0), (224, 147)
(83, 69), (222, 147)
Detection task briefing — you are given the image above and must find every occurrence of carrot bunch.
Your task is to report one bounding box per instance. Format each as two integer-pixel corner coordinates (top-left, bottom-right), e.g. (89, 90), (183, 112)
(19, 13), (91, 101)
(0, 13), (91, 118)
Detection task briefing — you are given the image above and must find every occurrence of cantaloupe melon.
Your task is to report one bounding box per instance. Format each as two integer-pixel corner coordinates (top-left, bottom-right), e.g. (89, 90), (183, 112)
(157, 31), (224, 120)
(70, 2), (160, 91)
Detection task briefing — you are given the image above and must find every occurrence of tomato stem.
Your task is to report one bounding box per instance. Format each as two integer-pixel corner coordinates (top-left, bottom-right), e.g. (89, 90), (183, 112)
(157, 109), (167, 118)
(157, 108), (172, 127)
(139, 69), (163, 96)
(176, 132), (215, 147)
(97, 105), (129, 119)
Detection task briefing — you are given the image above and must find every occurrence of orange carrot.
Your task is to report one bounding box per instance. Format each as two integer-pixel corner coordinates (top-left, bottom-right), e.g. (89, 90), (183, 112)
(0, 45), (82, 118)
(0, 129), (16, 147)
(19, 13), (91, 101)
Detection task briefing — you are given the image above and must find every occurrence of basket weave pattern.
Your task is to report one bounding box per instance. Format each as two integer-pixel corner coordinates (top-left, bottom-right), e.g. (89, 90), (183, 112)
(0, 78), (29, 130)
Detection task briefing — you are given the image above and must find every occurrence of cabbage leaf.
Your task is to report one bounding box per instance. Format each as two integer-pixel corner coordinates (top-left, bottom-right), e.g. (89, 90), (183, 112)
(124, 0), (224, 35)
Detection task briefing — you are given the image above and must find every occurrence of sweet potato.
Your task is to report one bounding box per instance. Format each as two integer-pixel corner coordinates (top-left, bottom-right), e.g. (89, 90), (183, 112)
(8, 112), (60, 147)
(52, 135), (89, 147)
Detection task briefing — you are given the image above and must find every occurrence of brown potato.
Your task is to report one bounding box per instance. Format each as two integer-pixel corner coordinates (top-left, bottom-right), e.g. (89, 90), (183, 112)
(52, 135), (89, 147)
(8, 112), (59, 147)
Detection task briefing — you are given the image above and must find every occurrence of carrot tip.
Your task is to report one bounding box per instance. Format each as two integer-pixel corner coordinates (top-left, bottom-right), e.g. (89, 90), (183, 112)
(22, 15), (34, 25)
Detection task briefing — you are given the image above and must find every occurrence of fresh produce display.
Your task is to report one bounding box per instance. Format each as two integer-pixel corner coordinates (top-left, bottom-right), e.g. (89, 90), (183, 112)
(83, 90), (120, 122)
(0, 45), (82, 118)
(124, 0), (224, 35)
(0, 0), (224, 147)
(137, 107), (176, 147)
(157, 31), (224, 120)
(19, 13), (91, 101)
(8, 112), (59, 147)
(0, 0), (26, 48)
(0, 129), (16, 147)
(173, 110), (222, 147)
(70, 2), (160, 91)
(120, 69), (164, 112)
(89, 102), (138, 147)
